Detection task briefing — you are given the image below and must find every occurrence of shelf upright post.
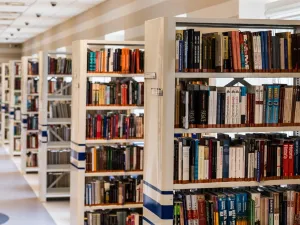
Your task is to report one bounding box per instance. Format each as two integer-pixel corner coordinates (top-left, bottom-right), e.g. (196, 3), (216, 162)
(70, 40), (87, 225)
(38, 51), (49, 201)
(9, 60), (21, 156)
(1, 63), (9, 146)
(143, 17), (176, 225)
(21, 56), (28, 172)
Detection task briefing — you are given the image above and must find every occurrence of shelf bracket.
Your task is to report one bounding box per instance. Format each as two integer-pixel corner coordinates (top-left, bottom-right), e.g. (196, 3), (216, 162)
(48, 172), (66, 188)
(225, 78), (252, 88)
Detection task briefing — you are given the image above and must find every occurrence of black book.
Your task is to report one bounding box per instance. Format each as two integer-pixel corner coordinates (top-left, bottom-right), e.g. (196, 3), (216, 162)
(188, 29), (194, 71)
(193, 31), (200, 71)
(292, 34), (298, 70)
(187, 84), (196, 126)
(174, 140), (179, 181)
(183, 30), (189, 72)
(199, 86), (209, 125)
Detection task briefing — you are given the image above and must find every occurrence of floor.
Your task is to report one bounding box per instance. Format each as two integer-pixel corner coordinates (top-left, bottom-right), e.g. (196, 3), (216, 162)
(0, 146), (70, 225)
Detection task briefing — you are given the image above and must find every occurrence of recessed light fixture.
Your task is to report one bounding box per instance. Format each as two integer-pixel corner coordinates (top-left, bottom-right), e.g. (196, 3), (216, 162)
(25, 22), (29, 26)
(10, 33), (13, 36)
(17, 28), (20, 31)
(5, 38), (8, 40)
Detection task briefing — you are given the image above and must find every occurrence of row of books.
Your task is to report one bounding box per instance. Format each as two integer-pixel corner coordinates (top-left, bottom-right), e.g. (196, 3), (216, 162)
(26, 152), (38, 167)
(86, 145), (144, 172)
(86, 113), (144, 140)
(14, 77), (21, 90)
(27, 134), (38, 149)
(13, 124), (21, 136)
(47, 150), (70, 165)
(175, 29), (300, 72)
(48, 79), (72, 95)
(27, 116), (38, 130)
(28, 61), (39, 75)
(48, 125), (71, 142)
(47, 172), (70, 188)
(85, 177), (143, 205)
(87, 48), (144, 74)
(174, 133), (300, 183)
(27, 96), (38, 112)
(175, 81), (300, 128)
(48, 57), (72, 75)
(14, 138), (20, 151)
(49, 102), (71, 118)
(85, 210), (142, 225)
(27, 79), (39, 94)
(174, 186), (300, 225)
(86, 80), (144, 106)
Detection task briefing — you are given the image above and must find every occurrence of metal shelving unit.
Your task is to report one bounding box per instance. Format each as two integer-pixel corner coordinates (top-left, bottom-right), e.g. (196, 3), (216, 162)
(38, 51), (72, 201)
(21, 56), (39, 173)
(9, 60), (21, 156)
(70, 40), (145, 225)
(143, 17), (300, 225)
(1, 63), (9, 146)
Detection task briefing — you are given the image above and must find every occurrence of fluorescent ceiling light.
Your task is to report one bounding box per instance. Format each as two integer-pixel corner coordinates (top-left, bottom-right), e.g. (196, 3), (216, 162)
(0, 12), (20, 18)
(0, 2), (25, 6)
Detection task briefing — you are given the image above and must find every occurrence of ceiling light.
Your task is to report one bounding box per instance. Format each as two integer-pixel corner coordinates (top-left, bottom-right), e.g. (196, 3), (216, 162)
(0, 2), (25, 6)
(25, 22), (29, 26)
(10, 33), (13, 36)
(17, 28), (20, 31)
(5, 38), (8, 40)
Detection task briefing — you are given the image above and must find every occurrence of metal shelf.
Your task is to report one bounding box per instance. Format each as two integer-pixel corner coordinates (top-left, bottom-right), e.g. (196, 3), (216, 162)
(47, 141), (70, 149)
(85, 139), (144, 145)
(46, 188), (70, 198)
(85, 170), (143, 177)
(47, 118), (71, 125)
(84, 203), (143, 211)
(48, 95), (71, 101)
(87, 73), (144, 77)
(86, 105), (144, 110)
(47, 164), (70, 172)
(175, 72), (300, 78)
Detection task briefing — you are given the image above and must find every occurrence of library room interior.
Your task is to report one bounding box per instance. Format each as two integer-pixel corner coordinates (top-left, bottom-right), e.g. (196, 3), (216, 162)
(0, 0), (300, 224)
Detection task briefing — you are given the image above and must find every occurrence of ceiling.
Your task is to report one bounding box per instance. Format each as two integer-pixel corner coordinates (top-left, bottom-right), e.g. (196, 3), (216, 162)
(0, 0), (105, 43)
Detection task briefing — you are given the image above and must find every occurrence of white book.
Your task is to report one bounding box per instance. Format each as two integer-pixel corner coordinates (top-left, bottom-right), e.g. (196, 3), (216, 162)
(178, 140), (183, 181)
(229, 147), (235, 178)
(216, 141), (223, 179)
(277, 146), (281, 176)
(234, 87), (241, 124)
(257, 34), (262, 70)
(250, 192), (261, 223)
(109, 49), (114, 72)
(191, 195), (199, 225)
(240, 146), (245, 179)
(236, 146), (241, 178)
(199, 145), (205, 180)
(182, 146), (190, 181)
(230, 87), (236, 124)
(225, 87), (231, 125)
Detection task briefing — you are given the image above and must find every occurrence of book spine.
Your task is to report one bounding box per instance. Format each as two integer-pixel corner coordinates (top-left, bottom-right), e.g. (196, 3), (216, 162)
(269, 198), (274, 225)
(283, 143), (289, 177)
(289, 143), (294, 177)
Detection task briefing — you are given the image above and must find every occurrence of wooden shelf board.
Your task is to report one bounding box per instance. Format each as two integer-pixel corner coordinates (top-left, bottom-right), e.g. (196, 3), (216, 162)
(47, 164), (70, 172)
(46, 187), (70, 198)
(86, 105), (144, 110)
(48, 95), (72, 101)
(85, 139), (144, 145)
(87, 73), (144, 77)
(175, 72), (300, 78)
(85, 170), (143, 177)
(47, 118), (71, 125)
(175, 126), (300, 133)
(173, 179), (300, 189)
(84, 203), (143, 211)
(47, 141), (70, 149)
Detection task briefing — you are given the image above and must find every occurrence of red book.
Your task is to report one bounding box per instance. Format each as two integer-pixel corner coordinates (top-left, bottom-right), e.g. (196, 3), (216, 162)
(289, 142), (294, 177)
(283, 143), (289, 177)
(239, 32), (245, 69)
(230, 31), (237, 71)
(115, 114), (119, 138)
(96, 115), (101, 139)
(198, 198), (207, 225)
(236, 31), (241, 70)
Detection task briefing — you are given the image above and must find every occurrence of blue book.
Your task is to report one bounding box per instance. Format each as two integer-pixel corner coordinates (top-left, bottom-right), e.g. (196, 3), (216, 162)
(217, 194), (226, 225)
(194, 139), (199, 180)
(272, 85), (280, 123)
(179, 40), (184, 72)
(216, 92), (221, 125)
(256, 149), (260, 182)
(264, 31), (269, 70)
(240, 86), (247, 124)
(240, 33), (245, 69)
(222, 139), (230, 179)
(224, 192), (236, 225)
(235, 193), (242, 223)
(265, 85), (273, 124)
(103, 115), (107, 138)
(260, 32), (265, 70)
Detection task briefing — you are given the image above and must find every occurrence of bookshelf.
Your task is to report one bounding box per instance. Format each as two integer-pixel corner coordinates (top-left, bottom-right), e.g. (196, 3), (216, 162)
(1, 63), (9, 146)
(8, 60), (21, 156)
(21, 56), (39, 173)
(70, 40), (145, 225)
(0, 64), (2, 145)
(143, 17), (300, 224)
(38, 51), (72, 201)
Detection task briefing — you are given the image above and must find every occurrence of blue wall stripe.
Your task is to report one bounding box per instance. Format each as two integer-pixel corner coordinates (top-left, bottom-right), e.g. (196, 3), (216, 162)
(143, 216), (155, 225)
(143, 180), (173, 195)
(71, 149), (86, 161)
(41, 131), (47, 137)
(143, 194), (173, 220)
(71, 162), (85, 170)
